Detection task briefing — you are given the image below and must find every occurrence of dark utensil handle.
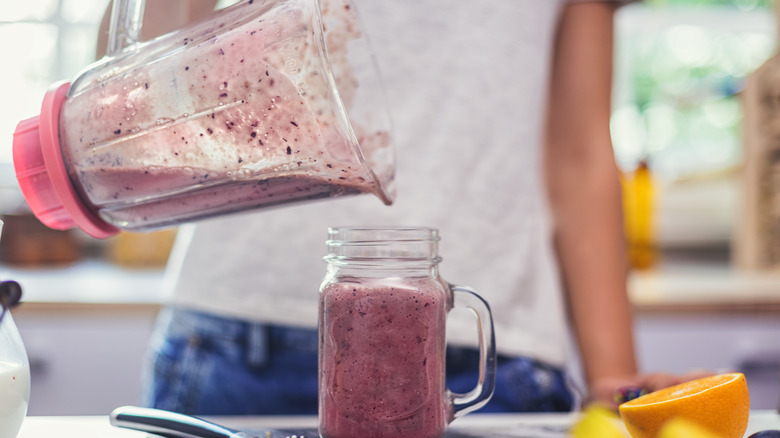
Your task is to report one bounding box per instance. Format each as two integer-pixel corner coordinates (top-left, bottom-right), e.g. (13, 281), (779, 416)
(110, 406), (243, 438)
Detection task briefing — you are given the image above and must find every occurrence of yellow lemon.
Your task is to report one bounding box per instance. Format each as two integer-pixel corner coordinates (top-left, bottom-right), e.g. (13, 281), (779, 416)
(572, 405), (629, 438)
(619, 373), (749, 438)
(658, 418), (723, 438)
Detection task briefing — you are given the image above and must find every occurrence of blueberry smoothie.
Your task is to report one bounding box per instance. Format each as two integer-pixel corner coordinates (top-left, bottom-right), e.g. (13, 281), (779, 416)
(318, 279), (451, 438)
(58, 0), (392, 230)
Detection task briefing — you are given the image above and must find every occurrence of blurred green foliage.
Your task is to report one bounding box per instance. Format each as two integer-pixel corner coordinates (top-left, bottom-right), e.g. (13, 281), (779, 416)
(644, 0), (773, 7)
(611, 0), (776, 177)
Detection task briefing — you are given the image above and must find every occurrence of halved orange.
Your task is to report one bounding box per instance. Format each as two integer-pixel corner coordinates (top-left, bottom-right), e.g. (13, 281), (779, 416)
(618, 372), (749, 438)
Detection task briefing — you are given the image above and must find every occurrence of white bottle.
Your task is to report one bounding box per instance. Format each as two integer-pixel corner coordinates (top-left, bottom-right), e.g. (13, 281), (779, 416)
(0, 312), (30, 438)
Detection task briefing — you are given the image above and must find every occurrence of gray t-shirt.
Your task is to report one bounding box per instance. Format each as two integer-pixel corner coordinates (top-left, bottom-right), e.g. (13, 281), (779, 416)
(166, 0), (626, 367)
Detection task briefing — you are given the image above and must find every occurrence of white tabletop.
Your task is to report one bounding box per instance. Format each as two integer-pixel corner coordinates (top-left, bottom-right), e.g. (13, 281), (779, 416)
(15, 411), (780, 438)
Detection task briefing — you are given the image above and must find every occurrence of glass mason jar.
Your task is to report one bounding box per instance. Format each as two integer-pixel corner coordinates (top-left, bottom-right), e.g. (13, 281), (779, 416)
(318, 227), (496, 438)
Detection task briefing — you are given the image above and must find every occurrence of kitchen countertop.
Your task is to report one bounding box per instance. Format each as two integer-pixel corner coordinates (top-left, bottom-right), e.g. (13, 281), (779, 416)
(629, 253), (780, 313)
(15, 411), (780, 438)
(4, 254), (780, 313)
(1, 260), (165, 306)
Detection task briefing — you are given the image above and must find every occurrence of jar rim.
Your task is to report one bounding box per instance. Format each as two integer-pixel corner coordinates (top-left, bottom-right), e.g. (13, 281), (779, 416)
(325, 226), (441, 267)
(327, 226), (440, 244)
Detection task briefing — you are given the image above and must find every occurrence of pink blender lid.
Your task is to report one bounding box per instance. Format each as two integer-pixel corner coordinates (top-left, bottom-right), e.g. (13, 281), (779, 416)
(12, 82), (119, 239)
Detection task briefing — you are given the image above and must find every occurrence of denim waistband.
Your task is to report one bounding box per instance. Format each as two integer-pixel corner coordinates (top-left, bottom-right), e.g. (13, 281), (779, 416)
(165, 306), (318, 367)
(164, 307), (553, 373)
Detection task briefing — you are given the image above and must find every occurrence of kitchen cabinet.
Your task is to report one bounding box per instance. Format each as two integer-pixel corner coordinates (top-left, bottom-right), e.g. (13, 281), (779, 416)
(4, 262), (164, 416)
(635, 312), (780, 410)
(630, 259), (780, 410)
(13, 303), (159, 416)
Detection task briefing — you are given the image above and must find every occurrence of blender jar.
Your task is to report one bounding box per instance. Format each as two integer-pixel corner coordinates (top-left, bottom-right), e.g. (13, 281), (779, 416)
(13, 0), (394, 238)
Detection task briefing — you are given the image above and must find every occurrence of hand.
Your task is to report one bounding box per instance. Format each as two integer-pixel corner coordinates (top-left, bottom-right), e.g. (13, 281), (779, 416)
(586, 369), (715, 410)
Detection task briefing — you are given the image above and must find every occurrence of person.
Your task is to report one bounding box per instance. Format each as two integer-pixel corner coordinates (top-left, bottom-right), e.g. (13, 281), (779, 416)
(99, 0), (704, 415)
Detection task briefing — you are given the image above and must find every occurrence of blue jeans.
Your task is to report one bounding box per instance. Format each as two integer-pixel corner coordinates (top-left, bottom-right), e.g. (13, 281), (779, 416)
(142, 307), (574, 415)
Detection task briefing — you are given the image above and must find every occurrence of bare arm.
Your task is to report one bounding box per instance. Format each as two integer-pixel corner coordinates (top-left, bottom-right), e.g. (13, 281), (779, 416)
(544, 2), (710, 407)
(544, 1), (637, 401)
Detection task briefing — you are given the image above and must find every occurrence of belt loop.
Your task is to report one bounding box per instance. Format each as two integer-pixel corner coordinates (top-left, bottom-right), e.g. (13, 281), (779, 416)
(246, 322), (269, 367)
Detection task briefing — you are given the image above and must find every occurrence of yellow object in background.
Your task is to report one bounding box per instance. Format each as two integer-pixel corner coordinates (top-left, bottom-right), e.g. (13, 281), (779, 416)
(107, 228), (178, 268)
(618, 373), (750, 438)
(657, 418), (723, 438)
(571, 406), (629, 438)
(621, 160), (657, 270)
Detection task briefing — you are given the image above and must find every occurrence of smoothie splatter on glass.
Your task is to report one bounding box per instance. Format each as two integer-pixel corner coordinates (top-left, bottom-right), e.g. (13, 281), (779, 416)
(57, 0), (393, 230)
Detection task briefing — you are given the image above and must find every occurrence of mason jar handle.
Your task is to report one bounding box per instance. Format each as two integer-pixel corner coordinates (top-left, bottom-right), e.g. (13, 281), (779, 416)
(449, 284), (497, 419)
(107, 0), (146, 56)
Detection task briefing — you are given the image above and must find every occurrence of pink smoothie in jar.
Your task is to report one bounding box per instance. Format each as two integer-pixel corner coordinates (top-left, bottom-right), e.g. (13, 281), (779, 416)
(318, 279), (451, 438)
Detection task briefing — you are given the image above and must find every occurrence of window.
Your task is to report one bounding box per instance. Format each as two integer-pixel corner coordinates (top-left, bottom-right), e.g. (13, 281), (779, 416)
(0, 0), (109, 164)
(612, 0), (776, 178)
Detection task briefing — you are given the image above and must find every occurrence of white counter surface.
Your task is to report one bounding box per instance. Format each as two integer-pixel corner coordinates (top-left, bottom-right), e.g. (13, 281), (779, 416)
(15, 411), (780, 438)
(4, 257), (780, 312)
(629, 261), (780, 312)
(1, 260), (166, 305)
